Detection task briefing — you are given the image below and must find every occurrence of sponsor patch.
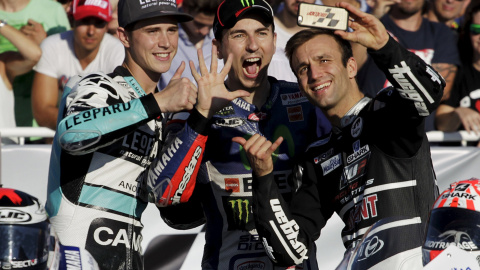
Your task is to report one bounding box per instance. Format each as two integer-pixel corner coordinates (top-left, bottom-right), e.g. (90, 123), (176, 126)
(313, 148), (334, 164)
(215, 117), (246, 127)
(347, 144), (370, 164)
(222, 196), (254, 231)
(321, 153), (342, 176)
(281, 92), (308, 105)
(225, 178), (240, 193)
(86, 218), (143, 269)
(351, 117), (363, 138)
(217, 105), (235, 116)
(287, 106), (304, 122)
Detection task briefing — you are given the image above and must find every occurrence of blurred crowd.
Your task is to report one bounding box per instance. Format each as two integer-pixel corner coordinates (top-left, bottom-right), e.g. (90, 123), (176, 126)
(0, 0), (479, 146)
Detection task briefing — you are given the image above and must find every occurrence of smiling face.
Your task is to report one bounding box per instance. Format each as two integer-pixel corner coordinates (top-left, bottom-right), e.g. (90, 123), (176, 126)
(431, 0), (467, 22)
(216, 13), (276, 91)
(291, 34), (357, 116)
(124, 16), (179, 76)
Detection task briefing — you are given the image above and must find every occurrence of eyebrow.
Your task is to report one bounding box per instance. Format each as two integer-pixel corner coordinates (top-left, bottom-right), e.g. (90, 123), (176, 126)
(229, 26), (271, 35)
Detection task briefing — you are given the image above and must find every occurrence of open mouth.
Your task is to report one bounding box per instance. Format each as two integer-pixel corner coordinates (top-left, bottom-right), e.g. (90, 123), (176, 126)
(242, 57), (261, 78)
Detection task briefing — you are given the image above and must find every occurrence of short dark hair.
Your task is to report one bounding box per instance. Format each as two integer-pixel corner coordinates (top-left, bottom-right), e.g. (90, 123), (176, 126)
(182, 0), (222, 16)
(285, 28), (353, 74)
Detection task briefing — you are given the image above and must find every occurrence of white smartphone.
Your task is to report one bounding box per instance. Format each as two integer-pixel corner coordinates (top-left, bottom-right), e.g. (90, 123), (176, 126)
(297, 3), (349, 31)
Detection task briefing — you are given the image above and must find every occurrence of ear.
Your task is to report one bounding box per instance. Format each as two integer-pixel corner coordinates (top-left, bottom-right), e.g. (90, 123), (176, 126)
(273, 31), (277, 53)
(347, 57), (357, 79)
(213, 38), (224, 60)
(117, 27), (130, 48)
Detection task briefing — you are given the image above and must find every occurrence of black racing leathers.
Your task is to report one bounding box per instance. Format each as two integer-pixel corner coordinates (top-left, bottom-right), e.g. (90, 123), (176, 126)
(251, 37), (445, 267)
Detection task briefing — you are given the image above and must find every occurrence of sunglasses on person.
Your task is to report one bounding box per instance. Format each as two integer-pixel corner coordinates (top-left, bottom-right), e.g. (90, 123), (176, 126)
(471, 24), (480, 35)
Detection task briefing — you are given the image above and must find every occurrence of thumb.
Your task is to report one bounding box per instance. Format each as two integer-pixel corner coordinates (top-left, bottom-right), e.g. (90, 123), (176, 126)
(232, 136), (247, 146)
(171, 61), (185, 80)
(229, 90), (251, 100)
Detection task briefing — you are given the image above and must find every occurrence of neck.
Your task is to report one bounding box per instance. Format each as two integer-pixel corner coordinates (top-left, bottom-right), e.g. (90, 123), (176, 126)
(325, 86), (364, 128)
(226, 77), (270, 108)
(389, 10), (423, 31)
(74, 44), (101, 70)
(123, 55), (160, 94)
(424, 10), (454, 26)
(0, 0), (29, 12)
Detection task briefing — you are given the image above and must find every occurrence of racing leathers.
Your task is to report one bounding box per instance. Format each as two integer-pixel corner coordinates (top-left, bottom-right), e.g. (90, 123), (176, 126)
(160, 77), (327, 269)
(251, 37), (446, 267)
(46, 66), (208, 269)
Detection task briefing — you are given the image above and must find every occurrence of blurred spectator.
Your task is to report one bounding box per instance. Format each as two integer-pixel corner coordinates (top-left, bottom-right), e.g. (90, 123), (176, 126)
(424, 0), (471, 36)
(357, 0), (460, 132)
(271, 0), (332, 136)
(270, 0), (315, 83)
(57, 0), (73, 14)
(0, 22), (41, 144)
(435, 1), (480, 146)
(158, 0), (221, 89)
(365, 0), (401, 18)
(31, 0), (124, 131)
(0, 0), (70, 132)
(107, 0), (118, 38)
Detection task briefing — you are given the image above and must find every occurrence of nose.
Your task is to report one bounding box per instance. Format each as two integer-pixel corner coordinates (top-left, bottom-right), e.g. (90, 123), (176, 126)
(308, 64), (323, 82)
(246, 35), (259, 52)
(157, 32), (171, 49)
(86, 24), (95, 36)
(199, 25), (210, 37)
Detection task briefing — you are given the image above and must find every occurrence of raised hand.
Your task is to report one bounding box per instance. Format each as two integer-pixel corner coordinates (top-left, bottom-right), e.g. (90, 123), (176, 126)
(334, 2), (390, 51)
(154, 62), (198, 113)
(191, 43), (250, 119)
(232, 134), (284, 177)
(20, 19), (47, 45)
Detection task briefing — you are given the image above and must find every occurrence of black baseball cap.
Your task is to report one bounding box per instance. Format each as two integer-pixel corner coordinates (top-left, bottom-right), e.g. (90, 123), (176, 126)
(213, 0), (275, 40)
(118, 0), (193, 29)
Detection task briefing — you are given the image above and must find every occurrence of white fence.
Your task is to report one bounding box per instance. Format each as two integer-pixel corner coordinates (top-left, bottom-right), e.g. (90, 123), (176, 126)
(1, 128), (480, 269)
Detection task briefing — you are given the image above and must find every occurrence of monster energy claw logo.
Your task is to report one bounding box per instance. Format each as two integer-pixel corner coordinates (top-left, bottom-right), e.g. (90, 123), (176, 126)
(241, 0), (254, 7)
(226, 198), (253, 230)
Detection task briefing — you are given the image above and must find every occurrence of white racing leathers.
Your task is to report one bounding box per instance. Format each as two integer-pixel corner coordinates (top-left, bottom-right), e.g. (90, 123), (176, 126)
(252, 37), (446, 268)
(46, 67), (209, 269)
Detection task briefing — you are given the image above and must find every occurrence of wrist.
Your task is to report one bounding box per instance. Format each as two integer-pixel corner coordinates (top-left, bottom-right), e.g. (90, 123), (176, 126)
(0, 19), (8, 28)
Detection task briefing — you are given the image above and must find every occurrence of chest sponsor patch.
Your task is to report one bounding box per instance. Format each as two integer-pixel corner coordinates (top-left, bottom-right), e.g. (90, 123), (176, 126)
(287, 105), (304, 122)
(280, 92), (308, 105)
(347, 144), (370, 164)
(215, 117), (246, 127)
(321, 153), (342, 176)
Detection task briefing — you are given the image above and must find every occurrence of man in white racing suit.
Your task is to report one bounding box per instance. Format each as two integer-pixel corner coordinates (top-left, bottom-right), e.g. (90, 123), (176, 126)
(45, 0), (249, 269)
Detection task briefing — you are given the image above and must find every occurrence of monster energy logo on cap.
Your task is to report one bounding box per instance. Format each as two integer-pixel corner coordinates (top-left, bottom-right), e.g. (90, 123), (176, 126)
(240, 0), (254, 7)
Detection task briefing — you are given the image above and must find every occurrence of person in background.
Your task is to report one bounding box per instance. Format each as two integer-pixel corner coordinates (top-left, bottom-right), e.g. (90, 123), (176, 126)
(158, 0), (222, 89)
(357, 0), (459, 132)
(235, 2), (445, 268)
(435, 1), (480, 146)
(424, 0), (471, 36)
(32, 0), (124, 132)
(0, 0), (70, 133)
(107, 0), (118, 38)
(0, 21), (41, 144)
(45, 0), (248, 267)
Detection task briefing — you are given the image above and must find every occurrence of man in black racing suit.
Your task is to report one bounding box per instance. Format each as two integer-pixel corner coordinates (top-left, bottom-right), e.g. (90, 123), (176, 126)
(234, 2), (445, 269)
